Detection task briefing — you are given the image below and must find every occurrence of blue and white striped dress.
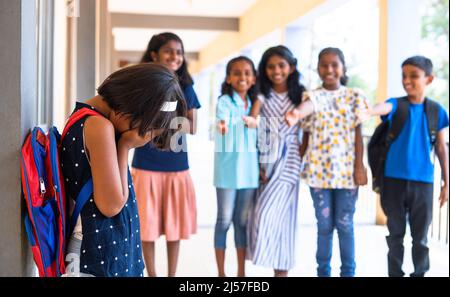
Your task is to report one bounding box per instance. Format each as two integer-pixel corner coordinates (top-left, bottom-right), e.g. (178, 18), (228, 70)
(247, 90), (302, 270)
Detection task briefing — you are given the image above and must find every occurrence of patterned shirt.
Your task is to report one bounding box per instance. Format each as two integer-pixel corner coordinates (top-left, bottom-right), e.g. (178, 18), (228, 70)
(301, 86), (369, 189)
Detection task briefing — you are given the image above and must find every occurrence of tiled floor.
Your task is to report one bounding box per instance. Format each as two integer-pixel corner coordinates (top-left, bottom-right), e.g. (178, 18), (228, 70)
(153, 224), (449, 277)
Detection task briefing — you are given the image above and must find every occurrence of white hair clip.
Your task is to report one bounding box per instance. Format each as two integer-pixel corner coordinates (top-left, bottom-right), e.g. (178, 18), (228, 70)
(160, 101), (178, 112)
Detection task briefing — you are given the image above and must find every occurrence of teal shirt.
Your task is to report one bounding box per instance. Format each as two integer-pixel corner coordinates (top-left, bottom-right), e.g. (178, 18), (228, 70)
(213, 92), (259, 189)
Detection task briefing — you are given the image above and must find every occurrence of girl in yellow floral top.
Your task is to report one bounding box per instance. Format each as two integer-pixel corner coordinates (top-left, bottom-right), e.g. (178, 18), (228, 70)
(285, 47), (368, 277)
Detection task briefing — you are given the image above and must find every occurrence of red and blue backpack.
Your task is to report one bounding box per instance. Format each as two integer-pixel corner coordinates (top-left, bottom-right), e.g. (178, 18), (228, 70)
(20, 108), (99, 277)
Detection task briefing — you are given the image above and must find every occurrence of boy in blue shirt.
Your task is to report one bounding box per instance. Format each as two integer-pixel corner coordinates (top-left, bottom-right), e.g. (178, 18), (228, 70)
(366, 56), (449, 276)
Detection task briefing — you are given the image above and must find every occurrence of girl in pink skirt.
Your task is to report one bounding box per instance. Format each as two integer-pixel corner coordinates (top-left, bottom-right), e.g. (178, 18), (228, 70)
(131, 32), (201, 277)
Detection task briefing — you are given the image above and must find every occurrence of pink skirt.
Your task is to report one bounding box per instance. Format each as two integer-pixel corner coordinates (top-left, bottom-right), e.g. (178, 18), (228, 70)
(131, 168), (197, 242)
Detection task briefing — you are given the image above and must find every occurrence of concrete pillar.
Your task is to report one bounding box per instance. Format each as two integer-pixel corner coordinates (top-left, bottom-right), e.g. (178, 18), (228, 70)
(377, 0), (389, 105)
(0, 0), (38, 276)
(386, 0), (423, 98)
(111, 34), (119, 72)
(75, 0), (96, 101)
(96, 0), (112, 86)
(37, 0), (54, 125)
(378, 0), (423, 102)
(53, 0), (69, 130)
(375, 0), (423, 225)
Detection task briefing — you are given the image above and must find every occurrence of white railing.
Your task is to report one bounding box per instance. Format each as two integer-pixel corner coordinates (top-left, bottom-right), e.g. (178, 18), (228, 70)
(430, 142), (449, 244)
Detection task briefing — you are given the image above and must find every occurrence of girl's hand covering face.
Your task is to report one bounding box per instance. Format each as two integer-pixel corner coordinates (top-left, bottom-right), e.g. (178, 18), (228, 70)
(119, 128), (163, 149)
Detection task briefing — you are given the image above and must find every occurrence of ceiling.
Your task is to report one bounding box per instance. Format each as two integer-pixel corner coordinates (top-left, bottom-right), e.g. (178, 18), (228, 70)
(109, 0), (258, 55)
(112, 28), (222, 52)
(108, 0), (258, 17)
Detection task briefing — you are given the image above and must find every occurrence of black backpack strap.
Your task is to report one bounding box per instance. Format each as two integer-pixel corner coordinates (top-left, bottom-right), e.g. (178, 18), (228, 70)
(424, 98), (440, 146)
(387, 97), (409, 145)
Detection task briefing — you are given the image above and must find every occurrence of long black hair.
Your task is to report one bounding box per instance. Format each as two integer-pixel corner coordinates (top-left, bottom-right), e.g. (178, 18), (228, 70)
(220, 56), (258, 103)
(141, 32), (193, 88)
(257, 45), (305, 106)
(318, 47), (348, 86)
(97, 63), (187, 149)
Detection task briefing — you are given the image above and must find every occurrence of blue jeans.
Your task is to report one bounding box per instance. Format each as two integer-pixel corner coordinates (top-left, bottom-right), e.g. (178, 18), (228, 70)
(310, 187), (358, 277)
(214, 188), (255, 249)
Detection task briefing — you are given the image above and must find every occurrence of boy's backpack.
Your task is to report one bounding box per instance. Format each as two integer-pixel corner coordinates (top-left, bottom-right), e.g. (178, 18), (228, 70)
(368, 97), (440, 194)
(20, 107), (99, 277)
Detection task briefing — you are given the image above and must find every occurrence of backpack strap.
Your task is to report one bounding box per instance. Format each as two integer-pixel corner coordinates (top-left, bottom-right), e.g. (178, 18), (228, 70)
(386, 97), (409, 145)
(424, 98), (440, 146)
(61, 107), (100, 139)
(62, 107), (100, 239)
(68, 178), (93, 238)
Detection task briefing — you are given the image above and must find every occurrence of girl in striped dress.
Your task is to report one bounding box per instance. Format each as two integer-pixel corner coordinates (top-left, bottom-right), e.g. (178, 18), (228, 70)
(246, 45), (306, 277)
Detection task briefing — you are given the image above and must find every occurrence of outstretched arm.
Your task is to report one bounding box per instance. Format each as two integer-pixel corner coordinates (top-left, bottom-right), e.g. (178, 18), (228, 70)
(243, 98), (262, 129)
(357, 102), (392, 122)
(435, 129), (449, 208)
(285, 100), (314, 127)
(369, 102), (393, 116)
(358, 102), (394, 122)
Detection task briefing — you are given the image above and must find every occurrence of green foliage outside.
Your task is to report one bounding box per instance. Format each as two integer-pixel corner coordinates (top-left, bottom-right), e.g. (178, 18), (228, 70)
(422, 0), (449, 112)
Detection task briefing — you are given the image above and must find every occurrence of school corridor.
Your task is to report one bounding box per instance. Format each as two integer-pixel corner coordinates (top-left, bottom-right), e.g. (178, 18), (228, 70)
(0, 0), (448, 276)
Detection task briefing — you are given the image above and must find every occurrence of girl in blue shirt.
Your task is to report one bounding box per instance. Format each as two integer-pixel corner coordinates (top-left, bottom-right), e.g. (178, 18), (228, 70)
(131, 33), (201, 277)
(213, 56), (259, 277)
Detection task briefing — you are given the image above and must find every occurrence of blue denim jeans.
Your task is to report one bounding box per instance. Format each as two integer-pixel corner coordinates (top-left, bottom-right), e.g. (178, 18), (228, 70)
(214, 188), (255, 249)
(310, 187), (358, 277)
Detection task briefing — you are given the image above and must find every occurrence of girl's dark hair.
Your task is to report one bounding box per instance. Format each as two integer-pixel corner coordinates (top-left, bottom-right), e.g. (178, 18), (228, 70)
(318, 47), (348, 86)
(220, 56), (258, 103)
(141, 32), (193, 88)
(97, 63), (187, 150)
(257, 45), (305, 106)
